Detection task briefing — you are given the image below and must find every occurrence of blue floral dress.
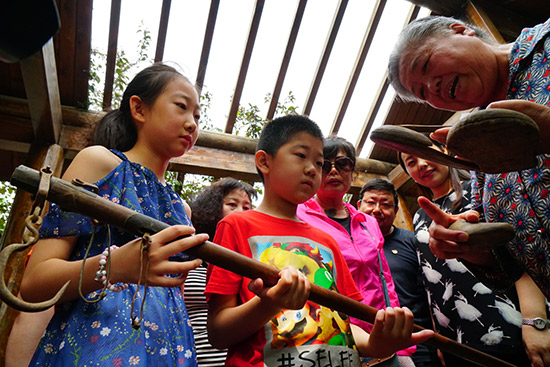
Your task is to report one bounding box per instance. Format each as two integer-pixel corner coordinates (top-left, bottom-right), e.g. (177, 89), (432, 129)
(30, 150), (197, 367)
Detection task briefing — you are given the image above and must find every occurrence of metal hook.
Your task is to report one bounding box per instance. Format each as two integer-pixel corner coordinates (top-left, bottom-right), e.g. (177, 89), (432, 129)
(0, 167), (71, 312)
(0, 241), (71, 312)
(0, 209), (71, 312)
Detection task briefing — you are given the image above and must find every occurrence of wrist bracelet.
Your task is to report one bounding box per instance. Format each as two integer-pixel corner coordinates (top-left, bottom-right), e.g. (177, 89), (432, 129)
(94, 245), (129, 292)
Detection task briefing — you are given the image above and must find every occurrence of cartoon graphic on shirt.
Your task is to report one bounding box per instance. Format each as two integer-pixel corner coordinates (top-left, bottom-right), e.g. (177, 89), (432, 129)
(258, 241), (356, 349)
(260, 241), (336, 290)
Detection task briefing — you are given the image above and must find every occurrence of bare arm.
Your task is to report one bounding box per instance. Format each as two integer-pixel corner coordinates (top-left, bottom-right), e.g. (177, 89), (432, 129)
(21, 226), (207, 304)
(515, 273), (550, 367)
(20, 146), (206, 304)
(207, 266), (310, 349)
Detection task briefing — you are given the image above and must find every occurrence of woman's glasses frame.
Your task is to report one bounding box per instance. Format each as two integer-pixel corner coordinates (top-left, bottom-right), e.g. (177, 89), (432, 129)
(322, 157), (355, 175)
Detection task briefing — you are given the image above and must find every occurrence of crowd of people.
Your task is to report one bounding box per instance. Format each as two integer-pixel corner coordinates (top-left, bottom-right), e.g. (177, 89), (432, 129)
(4, 14), (550, 367)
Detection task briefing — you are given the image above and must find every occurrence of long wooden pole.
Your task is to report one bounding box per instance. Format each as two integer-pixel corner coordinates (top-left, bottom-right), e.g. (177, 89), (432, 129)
(6, 165), (516, 367)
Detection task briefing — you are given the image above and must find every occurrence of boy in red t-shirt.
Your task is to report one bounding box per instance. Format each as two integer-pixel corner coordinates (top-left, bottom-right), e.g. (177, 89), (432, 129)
(205, 115), (433, 366)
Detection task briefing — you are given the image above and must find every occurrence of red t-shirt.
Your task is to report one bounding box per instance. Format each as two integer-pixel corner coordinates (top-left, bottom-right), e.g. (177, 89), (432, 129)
(205, 210), (363, 367)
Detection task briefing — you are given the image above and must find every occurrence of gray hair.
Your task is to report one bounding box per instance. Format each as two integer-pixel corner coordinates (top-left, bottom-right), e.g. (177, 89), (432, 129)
(388, 16), (493, 102)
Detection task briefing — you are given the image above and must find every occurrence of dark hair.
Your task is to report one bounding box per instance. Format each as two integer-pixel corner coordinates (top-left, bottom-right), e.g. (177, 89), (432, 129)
(323, 135), (356, 167)
(188, 178), (257, 239)
(93, 63), (191, 151)
(388, 16), (492, 103)
(256, 114), (324, 182)
(359, 178), (398, 207)
(397, 139), (466, 211)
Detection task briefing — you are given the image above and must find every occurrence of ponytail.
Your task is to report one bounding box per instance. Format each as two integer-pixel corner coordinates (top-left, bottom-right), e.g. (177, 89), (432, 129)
(93, 108), (137, 151)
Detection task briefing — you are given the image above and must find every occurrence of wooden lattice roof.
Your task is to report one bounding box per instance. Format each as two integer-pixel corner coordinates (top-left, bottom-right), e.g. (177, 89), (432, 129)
(1, 0), (549, 189)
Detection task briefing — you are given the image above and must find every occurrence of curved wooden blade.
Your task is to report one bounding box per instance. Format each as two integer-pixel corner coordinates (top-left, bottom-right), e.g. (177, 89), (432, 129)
(370, 125), (479, 171)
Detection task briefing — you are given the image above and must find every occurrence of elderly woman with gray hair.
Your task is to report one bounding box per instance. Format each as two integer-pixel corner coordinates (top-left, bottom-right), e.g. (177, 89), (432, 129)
(387, 16), (550, 367)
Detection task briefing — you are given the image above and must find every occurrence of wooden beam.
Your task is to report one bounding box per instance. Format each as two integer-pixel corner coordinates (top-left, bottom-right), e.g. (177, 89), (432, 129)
(102, 0), (122, 110)
(462, 0), (542, 42)
(19, 39), (62, 145)
(355, 74), (389, 153)
(54, 0), (77, 106)
(404, 0), (467, 16)
(224, 0), (265, 133)
(330, 0), (386, 135)
(463, 2), (505, 43)
(154, 0), (172, 62)
(196, 0), (220, 94)
(395, 193), (414, 231)
(303, 0), (348, 116)
(266, 0), (308, 120)
(387, 164), (411, 190)
(0, 95), (397, 179)
(72, 0), (94, 107)
(355, 4), (420, 153)
(169, 145), (259, 181)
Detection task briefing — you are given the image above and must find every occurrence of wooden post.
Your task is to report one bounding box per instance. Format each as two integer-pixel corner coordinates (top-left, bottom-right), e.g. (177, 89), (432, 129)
(0, 143), (64, 365)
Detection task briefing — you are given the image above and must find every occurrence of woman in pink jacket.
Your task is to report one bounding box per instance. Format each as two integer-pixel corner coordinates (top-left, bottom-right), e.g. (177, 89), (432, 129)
(297, 136), (416, 367)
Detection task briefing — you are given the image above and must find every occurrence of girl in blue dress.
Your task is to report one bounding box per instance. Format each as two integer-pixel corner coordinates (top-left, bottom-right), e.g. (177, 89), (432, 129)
(20, 64), (208, 366)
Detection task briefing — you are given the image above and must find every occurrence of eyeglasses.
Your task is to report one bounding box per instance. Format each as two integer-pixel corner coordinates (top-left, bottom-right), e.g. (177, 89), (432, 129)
(322, 157), (354, 175)
(360, 201), (395, 211)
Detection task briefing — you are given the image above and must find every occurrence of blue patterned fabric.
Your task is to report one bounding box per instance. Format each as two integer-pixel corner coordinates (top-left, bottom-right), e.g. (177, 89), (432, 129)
(30, 150), (197, 367)
(470, 19), (550, 298)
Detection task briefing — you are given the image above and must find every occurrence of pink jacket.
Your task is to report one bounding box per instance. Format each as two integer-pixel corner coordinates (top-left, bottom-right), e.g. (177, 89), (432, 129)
(297, 198), (415, 356)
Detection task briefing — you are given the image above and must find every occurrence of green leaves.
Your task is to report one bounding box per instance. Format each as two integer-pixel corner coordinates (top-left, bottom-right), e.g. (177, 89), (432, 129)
(88, 23), (152, 111)
(0, 181), (16, 237)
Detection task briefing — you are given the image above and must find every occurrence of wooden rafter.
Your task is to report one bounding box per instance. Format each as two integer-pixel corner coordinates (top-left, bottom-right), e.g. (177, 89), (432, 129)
(19, 39), (62, 145)
(303, 0), (348, 116)
(196, 0), (220, 94)
(329, 0), (386, 135)
(154, 0), (172, 62)
(224, 0), (265, 133)
(464, 1), (505, 43)
(355, 4), (420, 153)
(265, 0), (308, 120)
(102, 0), (122, 110)
(355, 74), (389, 154)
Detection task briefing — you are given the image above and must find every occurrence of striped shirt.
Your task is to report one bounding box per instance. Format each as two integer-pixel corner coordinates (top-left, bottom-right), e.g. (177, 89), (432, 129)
(184, 265), (227, 367)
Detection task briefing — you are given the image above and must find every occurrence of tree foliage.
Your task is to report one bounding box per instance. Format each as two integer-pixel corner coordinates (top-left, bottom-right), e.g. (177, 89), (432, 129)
(88, 22), (151, 110)
(0, 181), (16, 238)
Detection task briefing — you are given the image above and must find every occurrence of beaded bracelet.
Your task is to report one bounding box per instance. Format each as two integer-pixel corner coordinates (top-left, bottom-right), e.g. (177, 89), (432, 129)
(94, 245), (129, 292)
